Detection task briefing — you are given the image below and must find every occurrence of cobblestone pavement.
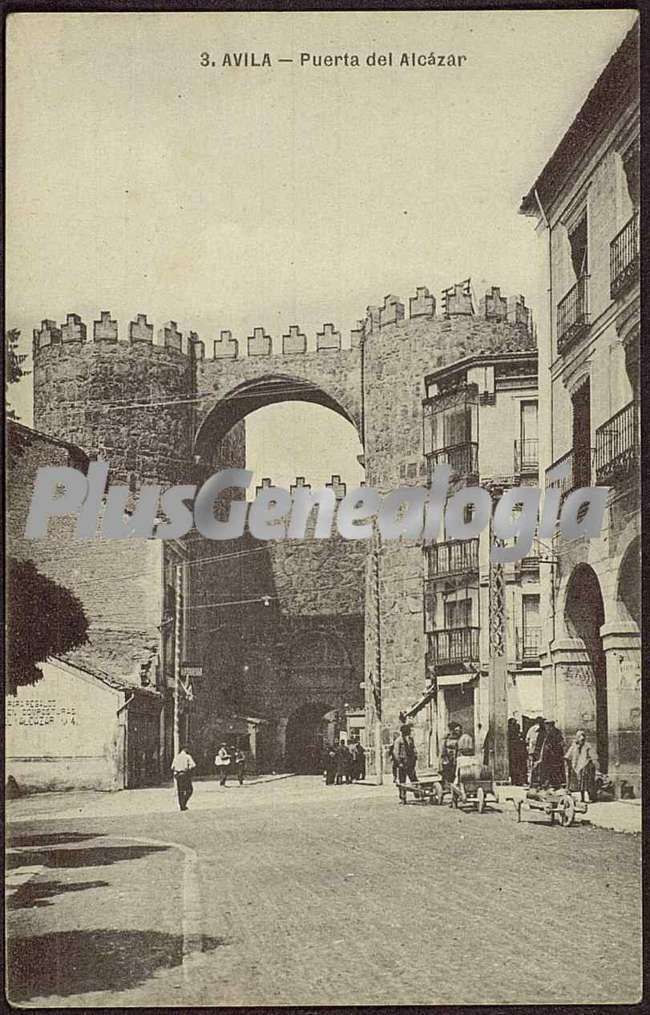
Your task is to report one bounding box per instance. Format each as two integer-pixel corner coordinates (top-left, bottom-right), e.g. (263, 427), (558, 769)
(6, 777), (642, 1006)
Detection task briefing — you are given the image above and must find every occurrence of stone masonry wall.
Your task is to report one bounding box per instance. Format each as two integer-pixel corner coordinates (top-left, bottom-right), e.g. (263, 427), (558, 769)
(361, 286), (535, 752)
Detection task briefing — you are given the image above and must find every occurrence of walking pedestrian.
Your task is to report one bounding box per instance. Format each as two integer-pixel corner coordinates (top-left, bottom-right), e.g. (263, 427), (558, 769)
(394, 723), (418, 803)
(565, 729), (597, 802)
(215, 743), (231, 786)
(171, 743), (196, 811)
(233, 747), (246, 785)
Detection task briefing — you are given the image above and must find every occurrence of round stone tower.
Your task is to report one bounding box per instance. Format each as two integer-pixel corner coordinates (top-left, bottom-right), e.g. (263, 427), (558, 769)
(32, 312), (197, 489)
(361, 282), (535, 746)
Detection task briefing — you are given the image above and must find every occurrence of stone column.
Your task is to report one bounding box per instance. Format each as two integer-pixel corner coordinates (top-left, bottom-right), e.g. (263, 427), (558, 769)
(600, 621), (641, 797)
(546, 638), (593, 737)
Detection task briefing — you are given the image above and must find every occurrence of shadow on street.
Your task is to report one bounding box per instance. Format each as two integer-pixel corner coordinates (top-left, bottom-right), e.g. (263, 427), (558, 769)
(6, 843), (168, 871)
(7, 879), (111, 910)
(7, 832), (102, 849)
(7, 930), (224, 1001)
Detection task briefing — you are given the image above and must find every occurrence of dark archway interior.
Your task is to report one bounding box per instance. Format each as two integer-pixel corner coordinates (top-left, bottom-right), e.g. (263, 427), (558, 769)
(565, 563), (608, 770)
(617, 538), (640, 628)
(285, 701), (335, 774)
(194, 375), (359, 460)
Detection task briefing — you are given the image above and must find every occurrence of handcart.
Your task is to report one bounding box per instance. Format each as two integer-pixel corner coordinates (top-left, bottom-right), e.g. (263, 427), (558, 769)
(449, 760), (497, 813)
(514, 787), (588, 827)
(396, 773), (444, 805)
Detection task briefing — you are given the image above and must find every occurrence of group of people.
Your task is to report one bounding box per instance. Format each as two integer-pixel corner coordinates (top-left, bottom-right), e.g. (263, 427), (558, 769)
(170, 742), (248, 811)
(521, 716), (598, 799)
(388, 712), (599, 804)
(214, 743), (247, 786)
(323, 740), (366, 785)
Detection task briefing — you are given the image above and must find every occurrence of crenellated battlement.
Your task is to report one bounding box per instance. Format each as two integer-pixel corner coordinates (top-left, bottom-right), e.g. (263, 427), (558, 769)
(364, 282), (532, 334)
(255, 474), (366, 500)
(31, 283), (531, 366)
(32, 312), (202, 359)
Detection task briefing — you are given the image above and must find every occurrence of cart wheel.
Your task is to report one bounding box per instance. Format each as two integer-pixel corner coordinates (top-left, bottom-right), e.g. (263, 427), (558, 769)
(476, 787), (485, 813)
(559, 794), (576, 827)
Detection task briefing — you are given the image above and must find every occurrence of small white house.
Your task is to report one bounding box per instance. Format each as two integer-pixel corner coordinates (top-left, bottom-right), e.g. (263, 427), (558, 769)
(6, 656), (162, 792)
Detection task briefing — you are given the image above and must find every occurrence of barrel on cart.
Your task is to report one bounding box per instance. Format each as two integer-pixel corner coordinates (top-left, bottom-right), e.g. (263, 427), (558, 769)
(450, 760), (497, 813)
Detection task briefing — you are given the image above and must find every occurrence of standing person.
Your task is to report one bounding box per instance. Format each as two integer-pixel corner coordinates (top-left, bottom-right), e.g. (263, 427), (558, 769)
(387, 735), (400, 784)
(525, 716), (545, 784)
(348, 741), (359, 780)
(394, 723), (418, 803)
(335, 741), (350, 785)
(440, 722), (460, 788)
(356, 742), (366, 781)
(534, 719), (565, 789)
(215, 743), (231, 786)
(171, 743), (196, 811)
(233, 746), (246, 785)
(565, 729), (598, 802)
(508, 718), (528, 786)
(323, 744), (337, 785)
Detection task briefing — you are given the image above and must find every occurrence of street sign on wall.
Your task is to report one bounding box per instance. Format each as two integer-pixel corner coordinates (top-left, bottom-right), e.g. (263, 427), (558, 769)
(180, 665), (203, 678)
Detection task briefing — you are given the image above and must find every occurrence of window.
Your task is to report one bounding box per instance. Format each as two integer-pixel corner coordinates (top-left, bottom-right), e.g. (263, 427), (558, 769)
(572, 380), (591, 488)
(521, 595), (541, 660)
(519, 401), (538, 470)
(569, 213), (588, 280)
(425, 400), (477, 453)
(445, 597), (472, 629)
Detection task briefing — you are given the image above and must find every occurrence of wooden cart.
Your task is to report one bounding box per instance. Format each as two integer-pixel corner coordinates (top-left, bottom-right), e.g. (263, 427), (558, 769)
(514, 787), (588, 827)
(449, 761), (497, 813)
(396, 774), (444, 805)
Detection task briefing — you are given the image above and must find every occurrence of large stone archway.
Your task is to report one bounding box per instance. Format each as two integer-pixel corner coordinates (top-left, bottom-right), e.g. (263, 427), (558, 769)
(563, 563), (608, 769)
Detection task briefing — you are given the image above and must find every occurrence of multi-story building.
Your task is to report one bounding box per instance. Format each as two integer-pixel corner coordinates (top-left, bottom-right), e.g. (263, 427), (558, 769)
(520, 19), (640, 796)
(421, 333), (542, 765)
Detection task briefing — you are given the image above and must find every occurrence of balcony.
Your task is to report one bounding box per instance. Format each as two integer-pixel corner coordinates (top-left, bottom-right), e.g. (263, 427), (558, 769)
(594, 401), (639, 485)
(427, 539), (479, 580)
(610, 214), (639, 300)
(427, 441), (478, 479)
(514, 438), (539, 474)
(518, 626), (541, 664)
(557, 275), (590, 355)
(545, 449), (574, 498)
(545, 448), (592, 499)
(428, 627), (480, 667)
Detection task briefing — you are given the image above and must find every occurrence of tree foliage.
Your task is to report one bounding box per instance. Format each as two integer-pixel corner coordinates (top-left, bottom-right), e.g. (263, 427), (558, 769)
(5, 329), (29, 420)
(6, 557), (89, 694)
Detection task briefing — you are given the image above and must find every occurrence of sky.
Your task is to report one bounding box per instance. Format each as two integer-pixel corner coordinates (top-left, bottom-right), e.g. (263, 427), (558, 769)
(6, 9), (637, 490)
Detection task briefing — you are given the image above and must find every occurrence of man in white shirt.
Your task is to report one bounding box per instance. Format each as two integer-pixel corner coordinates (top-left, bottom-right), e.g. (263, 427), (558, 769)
(525, 717), (544, 785)
(171, 744), (196, 811)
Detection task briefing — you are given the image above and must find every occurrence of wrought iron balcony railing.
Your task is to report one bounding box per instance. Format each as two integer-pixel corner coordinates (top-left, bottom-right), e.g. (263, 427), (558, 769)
(557, 275), (590, 354)
(514, 438), (539, 473)
(427, 627), (480, 666)
(426, 441), (478, 479)
(610, 214), (639, 300)
(545, 449), (574, 497)
(594, 400), (639, 485)
(426, 539), (479, 580)
(545, 448), (592, 498)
